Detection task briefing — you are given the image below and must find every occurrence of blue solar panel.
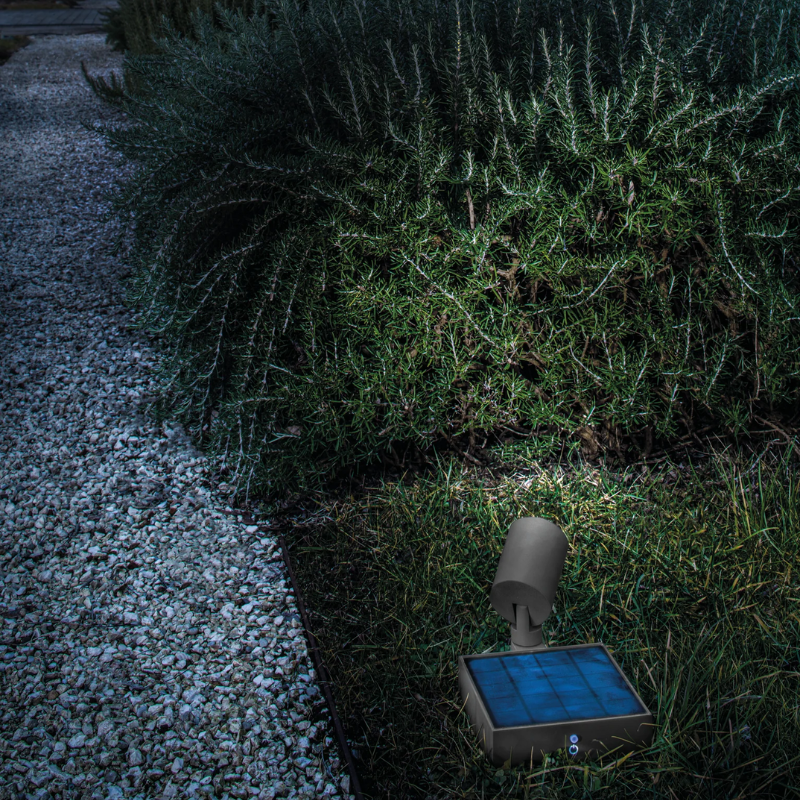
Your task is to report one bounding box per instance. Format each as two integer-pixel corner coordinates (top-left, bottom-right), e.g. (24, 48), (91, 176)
(467, 646), (645, 728)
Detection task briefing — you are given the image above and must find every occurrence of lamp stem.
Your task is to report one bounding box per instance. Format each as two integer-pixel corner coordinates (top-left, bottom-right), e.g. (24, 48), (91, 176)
(510, 604), (547, 651)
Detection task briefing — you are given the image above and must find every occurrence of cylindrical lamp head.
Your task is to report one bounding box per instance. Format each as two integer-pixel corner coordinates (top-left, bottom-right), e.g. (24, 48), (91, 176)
(489, 517), (568, 626)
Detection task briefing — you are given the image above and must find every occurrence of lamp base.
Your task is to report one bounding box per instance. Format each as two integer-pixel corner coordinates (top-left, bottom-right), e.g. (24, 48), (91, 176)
(510, 639), (547, 652)
(458, 643), (655, 767)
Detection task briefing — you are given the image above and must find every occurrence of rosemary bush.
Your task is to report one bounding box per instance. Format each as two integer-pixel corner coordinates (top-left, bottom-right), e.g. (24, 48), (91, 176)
(85, 0), (800, 500)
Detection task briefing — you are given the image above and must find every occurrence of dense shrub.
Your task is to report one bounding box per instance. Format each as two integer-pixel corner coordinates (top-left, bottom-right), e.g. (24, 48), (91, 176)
(84, 0), (800, 500)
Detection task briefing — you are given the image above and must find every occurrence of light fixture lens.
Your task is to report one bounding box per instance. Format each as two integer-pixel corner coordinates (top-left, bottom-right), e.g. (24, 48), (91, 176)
(569, 734), (579, 744)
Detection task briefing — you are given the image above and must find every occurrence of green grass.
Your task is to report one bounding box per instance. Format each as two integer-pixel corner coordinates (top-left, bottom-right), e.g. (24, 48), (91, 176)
(278, 433), (800, 798)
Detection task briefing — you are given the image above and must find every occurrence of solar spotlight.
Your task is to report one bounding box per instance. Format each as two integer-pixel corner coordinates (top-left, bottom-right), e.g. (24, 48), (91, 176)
(458, 517), (654, 767)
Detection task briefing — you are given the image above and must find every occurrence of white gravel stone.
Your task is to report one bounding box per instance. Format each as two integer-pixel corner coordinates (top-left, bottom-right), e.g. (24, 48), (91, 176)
(0, 33), (353, 800)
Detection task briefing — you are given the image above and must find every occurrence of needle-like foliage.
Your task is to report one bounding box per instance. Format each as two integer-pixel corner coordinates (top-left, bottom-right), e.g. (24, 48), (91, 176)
(84, 0), (800, 501)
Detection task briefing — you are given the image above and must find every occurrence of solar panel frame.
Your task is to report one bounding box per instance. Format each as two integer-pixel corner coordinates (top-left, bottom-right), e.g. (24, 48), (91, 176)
(458, 642), (654, 767)
(467, 644), (647, 728)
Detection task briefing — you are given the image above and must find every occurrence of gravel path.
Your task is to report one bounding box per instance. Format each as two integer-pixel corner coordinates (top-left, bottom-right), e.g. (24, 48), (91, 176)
(0, 34), (350, 800)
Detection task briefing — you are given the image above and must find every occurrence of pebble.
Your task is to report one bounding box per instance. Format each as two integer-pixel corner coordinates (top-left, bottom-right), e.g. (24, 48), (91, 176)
(0, 33), (353, 800)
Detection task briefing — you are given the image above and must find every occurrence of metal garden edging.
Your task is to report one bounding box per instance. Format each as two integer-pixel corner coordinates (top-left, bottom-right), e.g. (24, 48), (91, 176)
(278, 534), (365, 800)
